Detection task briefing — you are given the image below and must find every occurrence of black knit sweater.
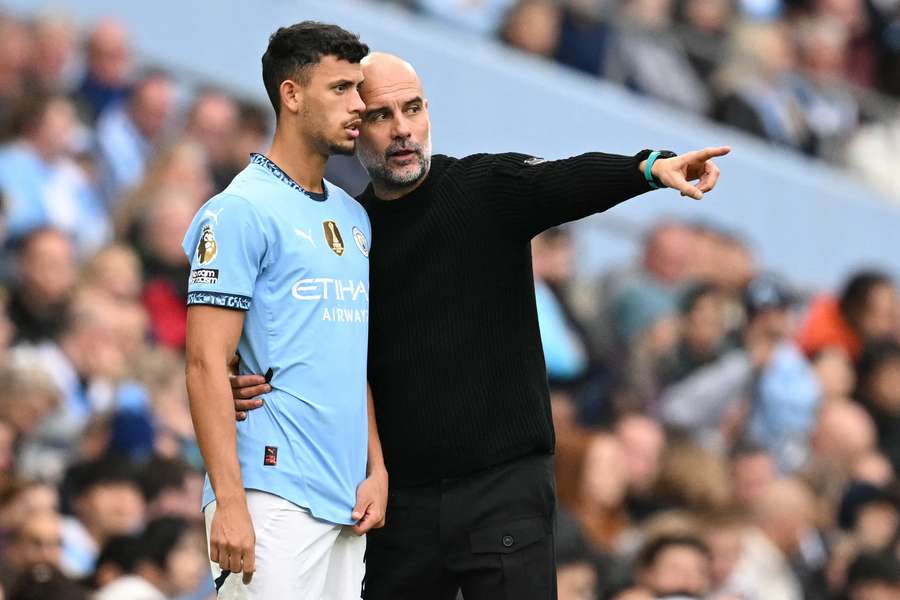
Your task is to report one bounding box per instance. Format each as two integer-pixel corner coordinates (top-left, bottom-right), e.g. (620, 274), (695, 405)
(358, 151), (654, 485)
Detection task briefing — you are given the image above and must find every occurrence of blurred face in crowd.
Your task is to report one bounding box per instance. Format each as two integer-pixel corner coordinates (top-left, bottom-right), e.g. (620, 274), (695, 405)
(142, 192), (198, 267)
(18, 229), (76, 308)
(683, 0), (731, 33)
(31, 16), (75, 87)
(63, 296), (128, 380)
(865, 354), (900, 414)
(615, 415), (665, 496)
(813, 347), (856, 400)
(732, 451), (776, 509)
(558, 561), (598, 600)
(9, 512), (62, 572)
(532, 230), (574, 284)
(0, 17), (33, 83)
(357, 53), (431, 196)
(858, 283), (896, 342)
(76, 481), (145, 542)
(161, 527), (207, 595)
(851, 452), (894, 487)
(0, 484), (58, 533)
(580, 434), (628, 509)
(684, 289), (726, 357)
(83, 245), (143, 302)
(188, 92), (239, 166)
(854, 501), (899, 552)
(812, 400), (875, 465)
(27, 97), (78, 161)
(755, 479), (815, 555)
(704, 522), (744, 588)
(645, 224), (692, 284)
(850, 582), (900, 600)
(87, 19), (132, 86)
(798, 18), (849, 82)
(716, 239), (756, 292)
(503, 0), (561, 57)
(639, 543), (711, 597)
(130, 75), (175, 140)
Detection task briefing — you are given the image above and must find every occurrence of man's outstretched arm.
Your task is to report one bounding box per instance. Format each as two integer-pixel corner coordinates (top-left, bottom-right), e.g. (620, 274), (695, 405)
(186, 305), (255, 584)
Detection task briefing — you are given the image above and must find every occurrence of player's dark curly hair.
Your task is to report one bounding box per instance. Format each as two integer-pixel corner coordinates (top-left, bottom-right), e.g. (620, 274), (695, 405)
(261, 21), (368, 117)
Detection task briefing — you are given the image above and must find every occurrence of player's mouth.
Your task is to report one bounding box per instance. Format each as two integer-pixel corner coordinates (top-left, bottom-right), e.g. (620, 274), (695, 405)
(344, 119), (361, 139)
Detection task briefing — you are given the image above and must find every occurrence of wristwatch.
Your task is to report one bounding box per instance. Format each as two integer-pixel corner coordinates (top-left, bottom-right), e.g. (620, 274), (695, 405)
(643, 150), (677, 189)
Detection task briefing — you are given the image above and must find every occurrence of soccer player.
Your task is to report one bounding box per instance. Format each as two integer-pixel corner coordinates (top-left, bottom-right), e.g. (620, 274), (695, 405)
(234, 52), (728, 599)
(184, 23), (385, 599)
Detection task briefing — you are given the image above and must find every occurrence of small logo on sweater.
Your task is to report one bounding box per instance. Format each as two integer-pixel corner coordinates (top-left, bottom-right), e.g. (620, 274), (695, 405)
(523, 156), (546, 166)
(197, 223), (218, 265)
(323, 221), (344, 256)
(264, 446), (278, 466)
(352, 226), (369, 258)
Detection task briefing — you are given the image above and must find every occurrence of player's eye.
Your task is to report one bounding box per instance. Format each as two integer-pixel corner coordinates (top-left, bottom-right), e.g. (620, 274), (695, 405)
(335, 84), (347, 93)
(407, 104), (421, 114)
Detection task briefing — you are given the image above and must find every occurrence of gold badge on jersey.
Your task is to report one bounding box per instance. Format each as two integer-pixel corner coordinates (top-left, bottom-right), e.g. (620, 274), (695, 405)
(323, 220), (345, 256)
(197, 223), (218, 265)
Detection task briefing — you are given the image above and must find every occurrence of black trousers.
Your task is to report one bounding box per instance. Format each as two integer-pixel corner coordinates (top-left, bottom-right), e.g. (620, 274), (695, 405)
(362, 453), (558, 600)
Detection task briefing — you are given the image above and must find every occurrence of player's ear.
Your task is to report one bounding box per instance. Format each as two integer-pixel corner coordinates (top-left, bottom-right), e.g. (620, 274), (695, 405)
(279, 79), (303, 115)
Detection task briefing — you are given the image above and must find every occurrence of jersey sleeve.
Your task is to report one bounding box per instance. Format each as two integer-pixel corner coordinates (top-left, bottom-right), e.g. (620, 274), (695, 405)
(181, 194), (268, 311)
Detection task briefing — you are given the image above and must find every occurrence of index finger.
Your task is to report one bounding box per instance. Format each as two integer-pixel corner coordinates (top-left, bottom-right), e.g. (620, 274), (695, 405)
(690, 146), (731, 161)
(230, 374), (267, 389)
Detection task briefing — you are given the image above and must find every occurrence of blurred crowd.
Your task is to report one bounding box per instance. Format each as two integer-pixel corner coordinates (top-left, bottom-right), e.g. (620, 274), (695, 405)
(535, 223), (900, 599)
(0, 8), (899, 600)
(394, 0), (900, 200)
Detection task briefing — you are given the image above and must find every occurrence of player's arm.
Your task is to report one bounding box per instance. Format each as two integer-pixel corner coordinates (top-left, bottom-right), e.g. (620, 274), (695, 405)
(351, 383), (388, 535)
(186, 305), (255, 583)
(482, 146), (729, 238)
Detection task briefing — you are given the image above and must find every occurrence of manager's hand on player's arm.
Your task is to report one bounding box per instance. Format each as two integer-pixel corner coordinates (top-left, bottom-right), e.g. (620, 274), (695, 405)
(187, 307), (256, 584)
(641, 146), (731, 200)
(229, 355), (270, 421)
(352, 383), (388, 536)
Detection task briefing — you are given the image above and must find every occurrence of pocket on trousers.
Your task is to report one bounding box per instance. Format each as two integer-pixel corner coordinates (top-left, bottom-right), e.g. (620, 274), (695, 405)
(469, 516), (549, 554)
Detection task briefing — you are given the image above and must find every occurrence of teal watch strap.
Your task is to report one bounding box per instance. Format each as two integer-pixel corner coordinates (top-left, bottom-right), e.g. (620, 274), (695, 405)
(644, 150), (663, 189)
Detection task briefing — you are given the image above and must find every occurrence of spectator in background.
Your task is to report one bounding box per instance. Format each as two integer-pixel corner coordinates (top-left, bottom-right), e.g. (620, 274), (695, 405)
(790, 17), (860, 159)
(634, 534), (712, 598)
(228, 101), (269, 177)
(80, 244), (143, 303)
(675, 0), (734, 81)
(837, 482), (899, 553)
(95, 70), (176, 205)
(500, 0), (562, 58)
(0, 16), (33, 126)
(654, 441), (732, 513)
(135, 191), (196, 349)
(184, 89), (239, 192)
(417, 0), (517, 35)
(811, 346), (856, 403)
(614, 414), (666, 522)
(95, 517), (205, 600)
(8, 564), (87, 600)
(845, 105), (900, 201)
(855, 340), (900, 473)
(27, 13), (77, 94)
(842, 552), (900, 600)
(797, 270), (897, 361)
(571, 433), (632, 551)
(554, 0), (612, 76)
(555, 512), (600, 600)
(604, 0), (711, 113)
(6, 228), (76, 344)
(658, 282), (732, 385)
(0, 94), (109, 255)
(60, 457), (145, 578)
(137, 456), (202, 522)
(113, 139), (211, 241)
(89, 534), (142, 591)
(727, 479), (816, 600)
(75, 19), (133, 123)
(700, 510), (752, 599)
(1, 511), (63, 585)
(533, 227), (590, 384)
(714, 22), (812, 152)
(730, 444), (778, 511)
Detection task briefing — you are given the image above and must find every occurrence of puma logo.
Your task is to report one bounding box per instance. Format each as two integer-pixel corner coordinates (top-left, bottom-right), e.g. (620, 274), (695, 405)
(203, 207), (225, 225)
(294, 228), (316, 248)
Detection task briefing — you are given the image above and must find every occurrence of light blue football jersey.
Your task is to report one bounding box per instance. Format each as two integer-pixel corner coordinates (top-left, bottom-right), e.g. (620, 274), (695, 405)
(182, 153), (371, 526)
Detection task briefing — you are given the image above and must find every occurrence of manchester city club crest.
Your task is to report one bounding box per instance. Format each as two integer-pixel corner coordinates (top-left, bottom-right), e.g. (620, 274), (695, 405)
(352, 226), (369, 258)
(197, 223), (218, 265)
(323, 220), (345, 256)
